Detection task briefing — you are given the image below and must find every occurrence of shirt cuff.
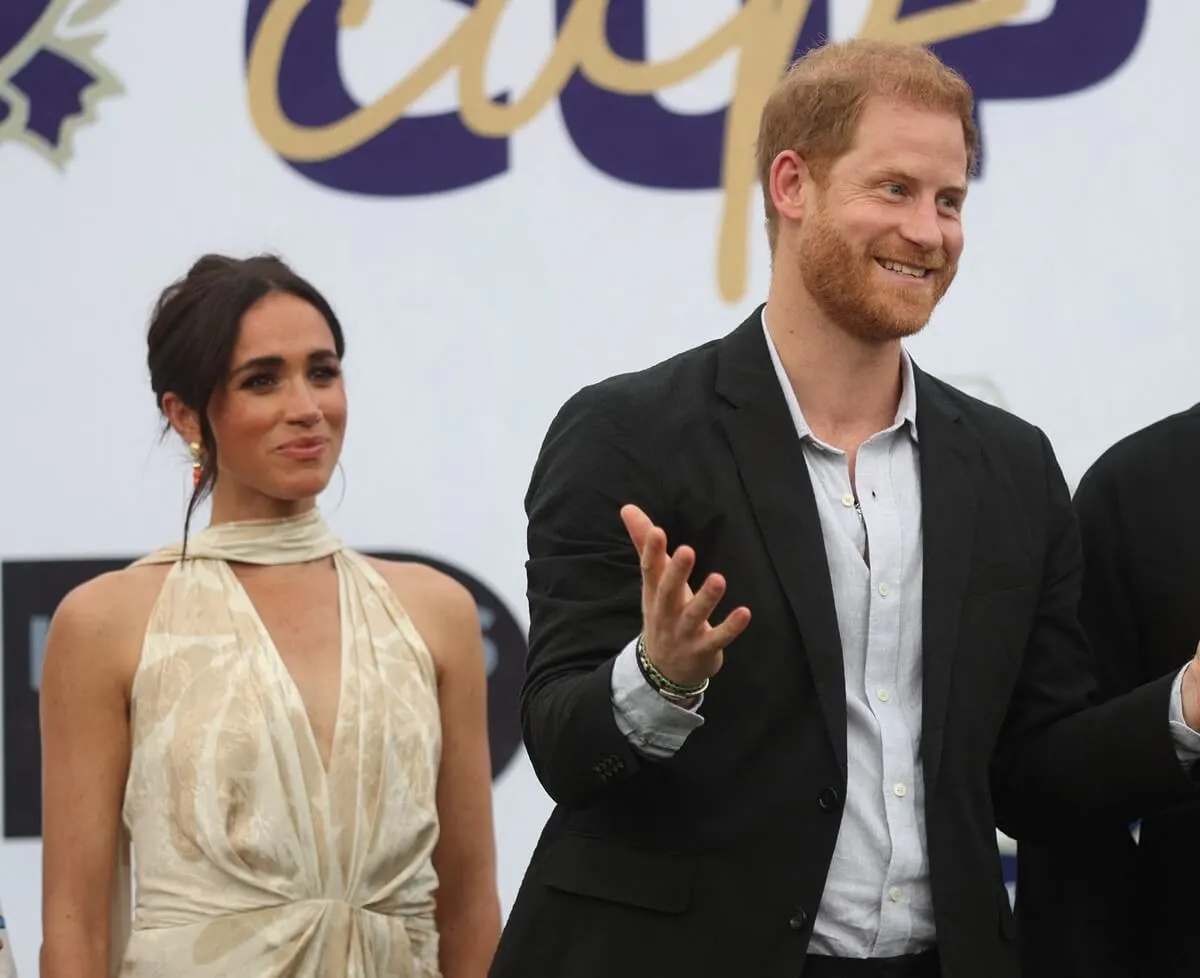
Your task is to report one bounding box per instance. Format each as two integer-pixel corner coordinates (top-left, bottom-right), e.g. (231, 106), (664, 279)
(611, 636), (704, 758)
(1168, 662), (1200, 765)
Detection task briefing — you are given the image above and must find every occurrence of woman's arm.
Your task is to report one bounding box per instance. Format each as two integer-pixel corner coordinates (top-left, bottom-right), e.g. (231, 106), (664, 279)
(39, 573), (141, 978)
(387, 564), (501, 978)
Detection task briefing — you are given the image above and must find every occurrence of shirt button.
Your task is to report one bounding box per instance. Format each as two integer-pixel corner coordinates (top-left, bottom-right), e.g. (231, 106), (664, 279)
(877, 688), (890, 703)
(878, 582), (891, 597)
(890, 887), (903, 903)
(894, 782), (908, 798)
(841, 492), (855, 507)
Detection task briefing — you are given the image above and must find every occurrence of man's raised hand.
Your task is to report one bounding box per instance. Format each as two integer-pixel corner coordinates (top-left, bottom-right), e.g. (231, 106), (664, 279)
(620, 504), (751, 689)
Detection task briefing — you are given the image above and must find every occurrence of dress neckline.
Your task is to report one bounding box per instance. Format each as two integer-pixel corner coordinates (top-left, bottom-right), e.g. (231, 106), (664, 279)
(136, 507), (344, 567)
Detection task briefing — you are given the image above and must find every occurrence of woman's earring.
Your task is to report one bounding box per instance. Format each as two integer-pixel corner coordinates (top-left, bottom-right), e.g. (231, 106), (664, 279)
(189, 442), (203, 489)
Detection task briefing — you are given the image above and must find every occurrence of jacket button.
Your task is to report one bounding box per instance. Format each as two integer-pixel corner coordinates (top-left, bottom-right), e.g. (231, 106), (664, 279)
(818, 787), (840, 812)
(789, 909), (808, 931)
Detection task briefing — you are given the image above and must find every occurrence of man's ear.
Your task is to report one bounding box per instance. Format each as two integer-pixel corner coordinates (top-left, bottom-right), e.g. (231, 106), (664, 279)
(768, 149), (818, 225)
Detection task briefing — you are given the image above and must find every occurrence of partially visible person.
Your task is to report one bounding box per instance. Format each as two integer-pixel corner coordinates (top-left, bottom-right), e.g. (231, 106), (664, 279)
(0, 896), (17, 977)
(1016, 404), (1200, 978)
(39, 254), (500, 977)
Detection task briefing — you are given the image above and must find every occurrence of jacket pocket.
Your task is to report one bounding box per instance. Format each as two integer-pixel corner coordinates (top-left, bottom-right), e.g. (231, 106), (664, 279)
(540, 832), (696, 913)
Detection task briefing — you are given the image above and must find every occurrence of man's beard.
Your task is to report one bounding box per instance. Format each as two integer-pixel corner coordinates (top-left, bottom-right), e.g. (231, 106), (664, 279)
(798, 203), (956, 343)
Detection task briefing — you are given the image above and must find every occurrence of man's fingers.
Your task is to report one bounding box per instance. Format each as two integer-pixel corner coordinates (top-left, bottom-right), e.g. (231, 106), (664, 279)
(627, 511), (748, 675)
(622, 504), (672, 588)
(640, 525), (669, 583)
(620, 504), (653, 554)
(700, 606), (752, 654)
(655, 544), (696, 613)
(678, 573), (727, 633)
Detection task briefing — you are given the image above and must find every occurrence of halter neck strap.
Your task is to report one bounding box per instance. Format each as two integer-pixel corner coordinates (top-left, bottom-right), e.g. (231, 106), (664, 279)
(134, 508), (343, 566)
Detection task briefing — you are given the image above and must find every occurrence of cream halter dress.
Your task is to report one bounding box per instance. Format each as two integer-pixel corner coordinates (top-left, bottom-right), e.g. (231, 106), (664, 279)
(109, 509), (443, 977)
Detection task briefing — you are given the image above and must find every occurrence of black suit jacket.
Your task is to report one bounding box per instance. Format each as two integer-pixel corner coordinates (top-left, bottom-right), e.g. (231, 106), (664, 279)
(489, 311), (1198, 978)
(1016, 404), (1200, 978)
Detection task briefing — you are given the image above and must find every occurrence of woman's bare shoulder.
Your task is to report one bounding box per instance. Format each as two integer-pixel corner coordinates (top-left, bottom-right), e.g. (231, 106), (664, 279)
(364, 557), (474, 614)
(46, 562), (174, 677)
(363, 557), (479, 667)
(57, 562), (171, 625)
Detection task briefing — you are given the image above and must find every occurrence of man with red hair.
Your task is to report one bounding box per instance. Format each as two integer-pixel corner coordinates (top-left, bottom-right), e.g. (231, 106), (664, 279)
(491, 39), (1200, 978)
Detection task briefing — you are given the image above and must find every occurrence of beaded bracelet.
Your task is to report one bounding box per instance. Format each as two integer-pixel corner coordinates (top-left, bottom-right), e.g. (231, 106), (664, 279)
(636, 633), (709, 701)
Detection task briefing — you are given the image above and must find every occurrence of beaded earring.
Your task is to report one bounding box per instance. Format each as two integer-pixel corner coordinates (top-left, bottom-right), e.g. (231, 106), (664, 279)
(189, 442), (203, 489)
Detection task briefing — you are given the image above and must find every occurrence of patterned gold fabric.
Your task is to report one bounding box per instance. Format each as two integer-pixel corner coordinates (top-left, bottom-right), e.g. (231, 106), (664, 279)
(111, 509), (442, 977)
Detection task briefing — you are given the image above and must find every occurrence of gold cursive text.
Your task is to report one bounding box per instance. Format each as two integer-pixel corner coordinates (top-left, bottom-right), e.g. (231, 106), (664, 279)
(246, 0), (1026, 302)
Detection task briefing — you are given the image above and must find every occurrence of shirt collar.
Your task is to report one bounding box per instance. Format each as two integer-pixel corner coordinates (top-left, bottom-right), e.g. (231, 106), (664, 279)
(760, 305), (919, 444)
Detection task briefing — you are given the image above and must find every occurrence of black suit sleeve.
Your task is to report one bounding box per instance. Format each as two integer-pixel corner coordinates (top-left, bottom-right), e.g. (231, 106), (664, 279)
(518, 384), (666, 807)
(1072, 461), (1144, 697)
(1014, 458), (1144, 978)
(990, 430), (1197, 842)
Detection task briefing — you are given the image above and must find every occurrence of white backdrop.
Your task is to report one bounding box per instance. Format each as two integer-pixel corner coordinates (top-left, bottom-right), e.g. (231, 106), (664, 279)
(1, 2), (1194, 974)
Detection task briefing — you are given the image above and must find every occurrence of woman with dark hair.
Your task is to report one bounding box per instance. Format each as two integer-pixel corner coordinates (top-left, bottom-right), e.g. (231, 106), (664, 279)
(37, 254), (501, 977)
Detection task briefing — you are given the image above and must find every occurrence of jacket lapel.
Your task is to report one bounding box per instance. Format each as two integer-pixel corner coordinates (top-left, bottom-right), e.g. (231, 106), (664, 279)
(715, 310), (848, 777)
(914, 369), (981, 790)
